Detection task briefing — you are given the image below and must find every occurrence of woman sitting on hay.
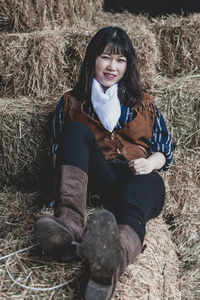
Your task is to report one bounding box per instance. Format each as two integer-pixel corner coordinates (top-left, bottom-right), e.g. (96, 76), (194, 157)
(35, 26), (173, 300)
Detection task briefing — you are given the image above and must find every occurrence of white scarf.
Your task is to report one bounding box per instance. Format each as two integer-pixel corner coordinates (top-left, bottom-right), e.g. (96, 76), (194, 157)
(91, 78), (121, 132)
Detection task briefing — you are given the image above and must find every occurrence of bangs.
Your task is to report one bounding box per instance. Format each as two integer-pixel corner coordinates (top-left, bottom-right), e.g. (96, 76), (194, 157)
(97, 36), (128, 58)
(104, 42), (127, 56)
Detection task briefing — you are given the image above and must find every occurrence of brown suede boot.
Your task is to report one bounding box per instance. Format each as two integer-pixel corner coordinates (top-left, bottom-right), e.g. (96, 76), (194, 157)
(79, 213), (144, 300)
(78, 209), (121, 300)
(113, 224), (144, 285)
(34, 165), (88, 261)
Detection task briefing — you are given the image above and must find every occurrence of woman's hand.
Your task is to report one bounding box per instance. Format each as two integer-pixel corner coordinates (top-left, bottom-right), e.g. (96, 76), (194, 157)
(128, 152), (166, 175)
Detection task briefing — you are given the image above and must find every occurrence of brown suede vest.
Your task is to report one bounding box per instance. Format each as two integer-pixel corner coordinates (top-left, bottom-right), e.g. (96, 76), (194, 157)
(62, 91), (156, 162)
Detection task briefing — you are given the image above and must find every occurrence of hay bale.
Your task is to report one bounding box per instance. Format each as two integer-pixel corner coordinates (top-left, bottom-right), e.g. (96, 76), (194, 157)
(151, 76), (200, 149)
(170, 213), (200, 267)
(1, 76), (199, 190)
(114, 217), (181, 300)
(179, 266), (200, 300)
(154, 14), (200, 76)
(162, 148), (200, 217)
(0, 30), (70, 97)
(0, 97), (55, 191)
(0, 0), (103, 32)
(94, 12), (160, 90)
(0, 192), (181, 299)
(0, 17), (159, 97)
(1, 75), (199, 190)
(0, 28), (105, 98)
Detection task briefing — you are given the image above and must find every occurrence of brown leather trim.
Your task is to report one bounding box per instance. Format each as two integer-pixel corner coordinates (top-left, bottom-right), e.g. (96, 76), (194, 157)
(138, 145), (148, 155)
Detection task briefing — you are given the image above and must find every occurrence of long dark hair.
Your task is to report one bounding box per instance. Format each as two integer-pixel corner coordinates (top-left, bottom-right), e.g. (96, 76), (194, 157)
(72, 26), (142, 107)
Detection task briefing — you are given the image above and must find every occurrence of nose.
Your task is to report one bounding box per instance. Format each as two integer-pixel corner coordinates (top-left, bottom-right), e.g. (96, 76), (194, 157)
(107, 59), (116, 70)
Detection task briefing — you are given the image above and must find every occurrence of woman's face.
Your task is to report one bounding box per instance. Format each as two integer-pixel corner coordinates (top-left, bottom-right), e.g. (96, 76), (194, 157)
(94, 45), (127, 91)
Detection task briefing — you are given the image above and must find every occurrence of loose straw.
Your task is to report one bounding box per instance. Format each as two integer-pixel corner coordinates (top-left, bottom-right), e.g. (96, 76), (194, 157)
(1, 244), (74, 291)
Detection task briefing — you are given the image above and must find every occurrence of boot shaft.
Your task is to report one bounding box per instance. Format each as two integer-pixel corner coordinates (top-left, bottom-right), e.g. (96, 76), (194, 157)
(53, 165), (88, 240)
(117, 224), (143, 277)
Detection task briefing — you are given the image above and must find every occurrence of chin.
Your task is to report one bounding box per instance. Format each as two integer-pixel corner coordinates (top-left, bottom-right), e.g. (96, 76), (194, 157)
(103, 82), (115, 89)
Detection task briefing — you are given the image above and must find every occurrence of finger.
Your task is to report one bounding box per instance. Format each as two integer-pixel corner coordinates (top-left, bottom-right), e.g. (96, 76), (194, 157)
(134, 165), (145, 173)
(133, 158), (145, 165)
(135, 172), (144, 175)
(133, 162), (146, 169)
(128, 160), (135, 167)
(135, 171), (146, 175)
(129, 166), (136, 173)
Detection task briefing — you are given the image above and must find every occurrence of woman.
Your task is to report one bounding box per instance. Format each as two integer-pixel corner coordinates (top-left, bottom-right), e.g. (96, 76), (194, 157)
(35, 27), (173, 300)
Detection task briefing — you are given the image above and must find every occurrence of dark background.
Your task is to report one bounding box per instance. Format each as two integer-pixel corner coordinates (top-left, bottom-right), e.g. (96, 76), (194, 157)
(103, 0), (200, 16)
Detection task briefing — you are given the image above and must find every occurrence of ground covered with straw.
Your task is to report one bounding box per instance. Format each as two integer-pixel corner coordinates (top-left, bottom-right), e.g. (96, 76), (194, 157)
(0, 193), (181, 300)
(0, 6), (200, 300)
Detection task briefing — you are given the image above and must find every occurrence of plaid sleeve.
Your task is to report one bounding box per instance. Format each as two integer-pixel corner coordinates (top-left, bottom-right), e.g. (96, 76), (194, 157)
(50, 96), (64, 157)
(148, 108), (173, 171)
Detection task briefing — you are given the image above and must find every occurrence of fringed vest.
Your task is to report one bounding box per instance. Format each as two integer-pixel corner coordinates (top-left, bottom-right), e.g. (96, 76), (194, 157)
(62, 91), (156, 162)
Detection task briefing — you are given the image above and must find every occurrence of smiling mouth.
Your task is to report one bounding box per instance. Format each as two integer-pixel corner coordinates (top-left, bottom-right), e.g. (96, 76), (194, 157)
(104, 73), (116, 79)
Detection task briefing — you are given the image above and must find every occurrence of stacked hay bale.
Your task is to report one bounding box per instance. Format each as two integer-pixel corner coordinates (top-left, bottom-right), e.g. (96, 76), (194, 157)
(151, 20), (200, 298)
(0, 15), (160, 99)
(0, 13), (160, 189)
(154, 13), (200, 77)
(0, 98), (55, 190)
(0, 0), (102, 32)
(0, 30), (68, 97)
(151, 76), (200, 149)
(0, 3), (199, 299)
(114, 217), (181, 300)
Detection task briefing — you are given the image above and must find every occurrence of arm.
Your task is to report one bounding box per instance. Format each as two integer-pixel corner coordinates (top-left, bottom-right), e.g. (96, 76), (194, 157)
(129, 108), (173, 175)
(128, 152), (166, 175)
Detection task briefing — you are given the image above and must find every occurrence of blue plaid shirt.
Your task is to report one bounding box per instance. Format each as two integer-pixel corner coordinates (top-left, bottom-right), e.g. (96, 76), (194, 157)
(51, 96), (173, 172)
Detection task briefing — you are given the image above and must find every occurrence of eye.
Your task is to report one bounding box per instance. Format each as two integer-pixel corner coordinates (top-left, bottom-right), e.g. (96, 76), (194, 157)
(118, 57), (127, 63)
(100, 54), (110, 60)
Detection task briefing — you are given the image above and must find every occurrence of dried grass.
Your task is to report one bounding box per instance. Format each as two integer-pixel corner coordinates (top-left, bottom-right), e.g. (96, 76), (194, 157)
(179, 266), (200, 300)
(0, 29), (70, 98)
(0, 192), (181, 299)
(162, 148), (200, 217)
(0, 97), (55, 191)
(154, 14), (200, 76)
(151, 75), (200, 149)
(171, 213), (200, 267)
(0, 10), (200, 300)
(1, 75), (199, 191)
(113, 217), (181, 300)
(159, 150), (200, 300)
(0, 0), (103, 32)
(0, 16), (159, 98)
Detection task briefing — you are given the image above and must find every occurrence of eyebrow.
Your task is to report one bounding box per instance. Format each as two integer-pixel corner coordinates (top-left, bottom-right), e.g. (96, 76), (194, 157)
(102, 52), (126, 58)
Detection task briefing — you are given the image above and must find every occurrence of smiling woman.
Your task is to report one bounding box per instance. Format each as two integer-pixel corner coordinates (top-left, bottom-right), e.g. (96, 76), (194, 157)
(95, 48), (127, 90)
(34, 26), (173, 300)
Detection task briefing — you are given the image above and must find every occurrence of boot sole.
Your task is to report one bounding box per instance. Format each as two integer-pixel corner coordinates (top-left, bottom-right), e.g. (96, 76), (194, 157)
(85, 279), (113, 300)
(34, 215), (73, 256)
(80, 209), (121, 300)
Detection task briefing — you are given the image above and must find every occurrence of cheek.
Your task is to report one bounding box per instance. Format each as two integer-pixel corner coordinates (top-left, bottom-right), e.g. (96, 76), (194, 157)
(120, 65), (127, 78)
(95, 60), (103, 75)
(123, 63), (127, 75)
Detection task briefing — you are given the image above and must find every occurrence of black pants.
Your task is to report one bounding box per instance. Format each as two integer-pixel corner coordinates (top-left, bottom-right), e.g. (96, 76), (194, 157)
(56, 122), (165, 244)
